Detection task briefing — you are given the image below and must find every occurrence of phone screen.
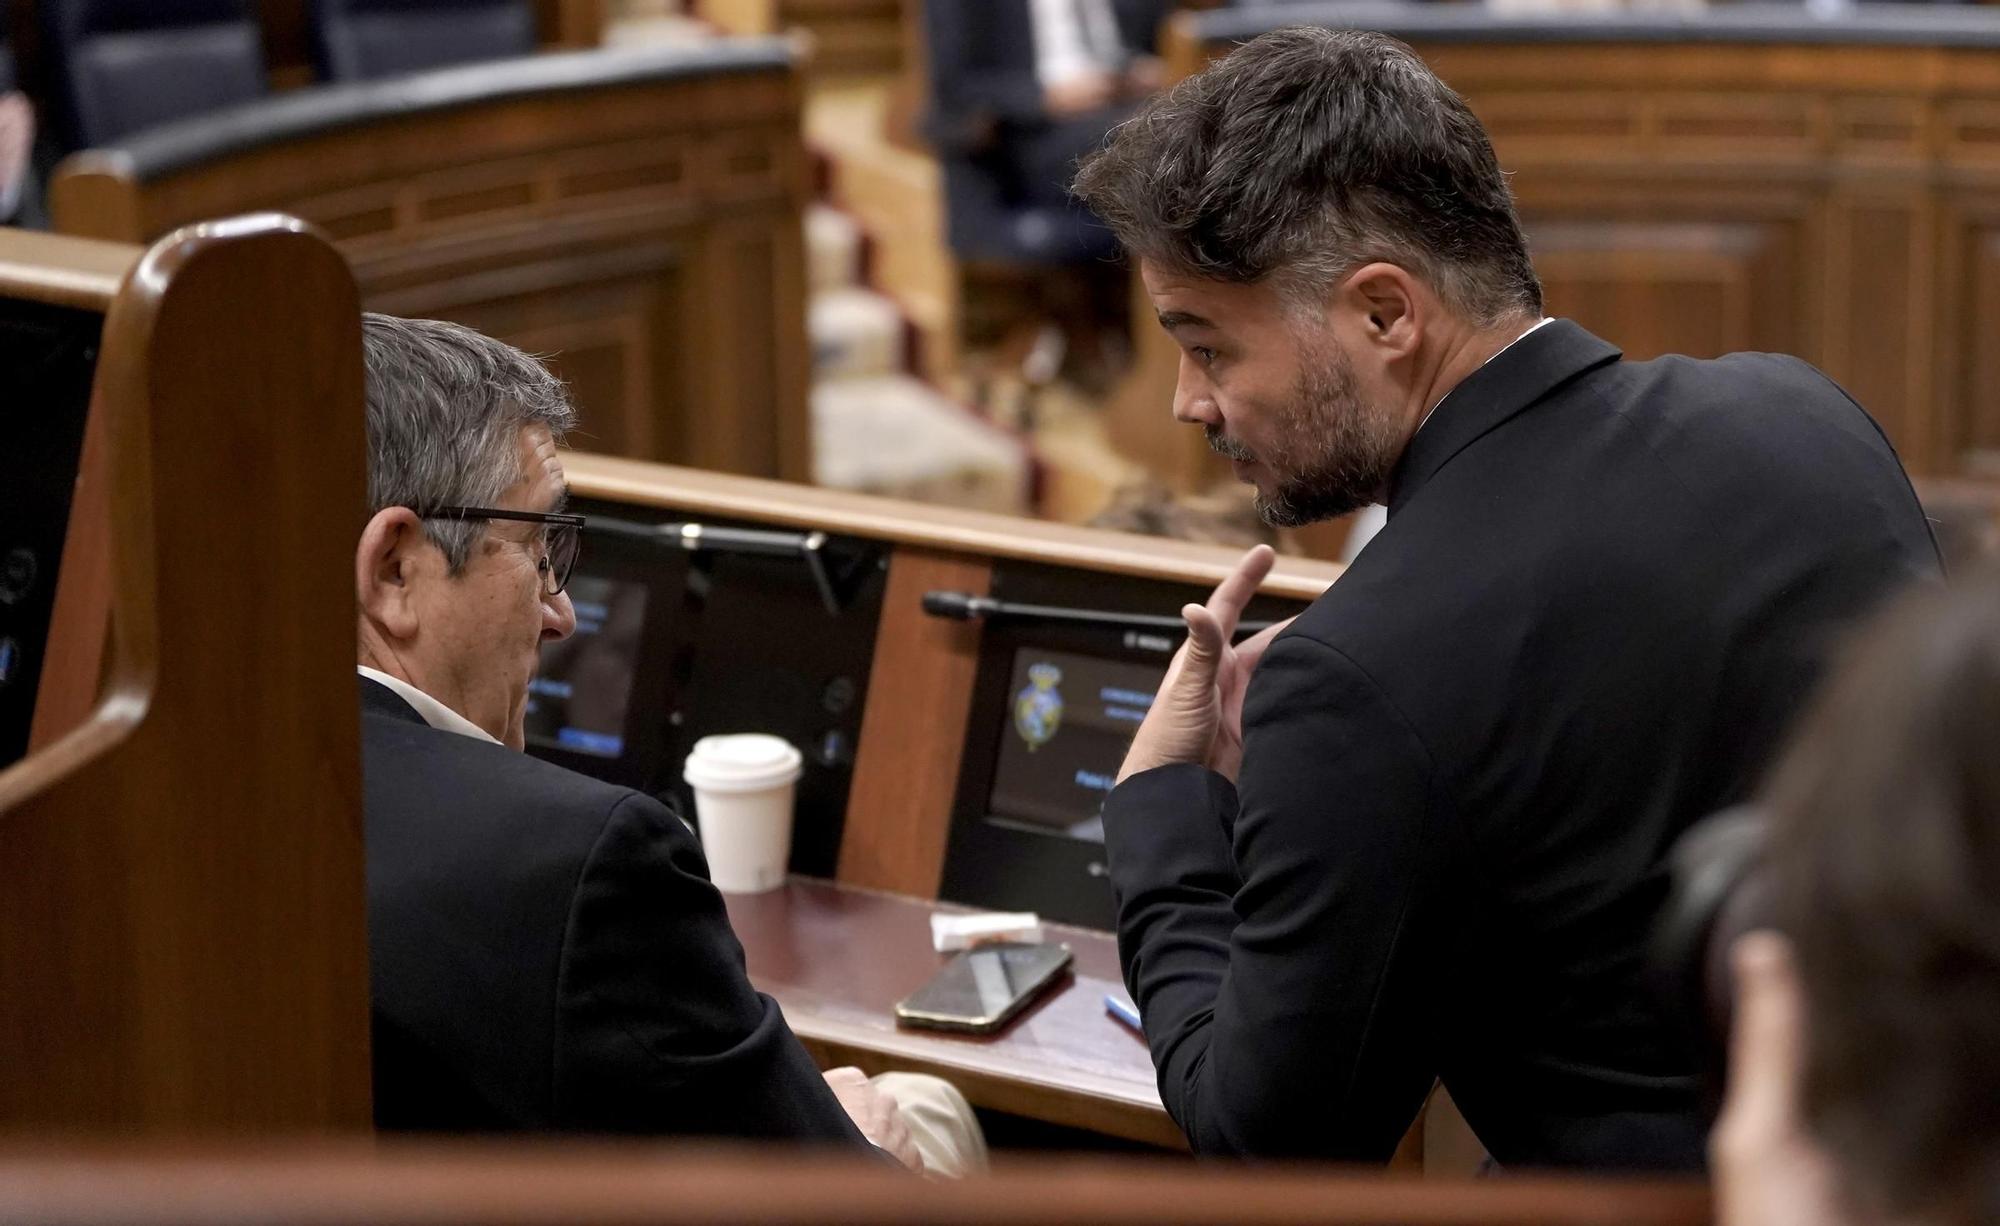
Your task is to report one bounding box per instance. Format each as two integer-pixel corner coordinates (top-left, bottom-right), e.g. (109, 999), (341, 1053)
(896, 942), (1074, 1031)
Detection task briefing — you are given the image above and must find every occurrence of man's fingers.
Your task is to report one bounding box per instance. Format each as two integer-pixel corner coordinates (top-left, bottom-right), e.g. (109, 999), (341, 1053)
(1204, 545), (1276, 641)
(1181, 604), (1227, 675)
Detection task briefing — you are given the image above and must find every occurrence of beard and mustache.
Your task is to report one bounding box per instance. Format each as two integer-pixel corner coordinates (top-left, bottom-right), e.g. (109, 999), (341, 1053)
(1205, 339), (1406, 527)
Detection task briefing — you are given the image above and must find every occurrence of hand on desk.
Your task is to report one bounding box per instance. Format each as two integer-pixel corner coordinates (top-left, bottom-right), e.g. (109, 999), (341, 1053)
(1118, 545), (1290, 785)
(823, 1066), (925, 1173)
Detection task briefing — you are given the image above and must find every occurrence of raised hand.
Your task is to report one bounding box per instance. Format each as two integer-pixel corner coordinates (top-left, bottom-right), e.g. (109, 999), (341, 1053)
(1119, 545), (1286, 785)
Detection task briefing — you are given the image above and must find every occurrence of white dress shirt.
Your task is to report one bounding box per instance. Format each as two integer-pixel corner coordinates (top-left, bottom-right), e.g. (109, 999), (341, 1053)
(1030, 0), (1127, 88)
(358, 665), (499, 745)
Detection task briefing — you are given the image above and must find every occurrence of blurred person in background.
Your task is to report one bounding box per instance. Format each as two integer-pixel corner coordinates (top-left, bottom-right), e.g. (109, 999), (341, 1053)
(0, 89), (41, 227)
(1713, 568), (2000, 1226)
(923, 0), (1172, 220)
(922, 0), (1176, 390)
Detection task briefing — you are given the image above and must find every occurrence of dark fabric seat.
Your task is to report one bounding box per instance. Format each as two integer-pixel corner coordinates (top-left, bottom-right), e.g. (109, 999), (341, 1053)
(310, 0), (537, 82)
(1, 0), (16, 97)
(41, 0), (266, 147)
(938, 154), (1121, 267)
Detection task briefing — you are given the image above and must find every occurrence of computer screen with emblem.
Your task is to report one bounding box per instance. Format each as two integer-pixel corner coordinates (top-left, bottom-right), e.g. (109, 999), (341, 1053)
(939, 560), (1305, 930)
(986, 648), (1164, 844)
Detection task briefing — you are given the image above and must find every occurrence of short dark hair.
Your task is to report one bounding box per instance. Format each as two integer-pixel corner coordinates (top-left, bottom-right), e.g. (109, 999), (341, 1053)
(1072, 26), (1542, 325)
(1760, 568), (2000, 1224)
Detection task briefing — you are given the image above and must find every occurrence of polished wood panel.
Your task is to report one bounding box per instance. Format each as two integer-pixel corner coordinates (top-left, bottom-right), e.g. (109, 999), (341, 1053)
(704, 0), (903, 75)
(1115, 14), (2000, 498)
(840, 549), (991, 895)
(26, 363), (112, 753)
(565, 453), (1343, 600)
(51, 50), (812, 483)
(725, 878), (1180, 1146)
(0, 218), (371, 1133)
(0, 1142), (1711, 1225)
(1942, 198), (2000, 470)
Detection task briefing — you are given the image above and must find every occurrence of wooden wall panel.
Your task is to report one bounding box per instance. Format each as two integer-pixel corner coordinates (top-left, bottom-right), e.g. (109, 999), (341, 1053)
(1822, 195), (1933, 469)
(53, 61), (814, 484)
(1948, 212), (2000, 473)
(1528, 219), (1800, 364)
(702, 0), (904, 75)
(839, 548), (991, 896)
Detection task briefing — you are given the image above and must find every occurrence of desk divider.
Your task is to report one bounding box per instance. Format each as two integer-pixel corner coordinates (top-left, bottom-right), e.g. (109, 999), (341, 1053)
(0, 216), (372, 1133)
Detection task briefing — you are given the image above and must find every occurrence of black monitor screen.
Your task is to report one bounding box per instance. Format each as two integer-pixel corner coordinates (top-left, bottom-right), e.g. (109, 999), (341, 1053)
(525, 575), (649, 758)
(985, 648), (1164, 843)
(0, 300), (100, 769)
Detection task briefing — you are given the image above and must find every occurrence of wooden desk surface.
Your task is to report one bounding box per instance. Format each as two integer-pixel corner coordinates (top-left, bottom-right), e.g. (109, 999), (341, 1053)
(723, 879), (1183, 1150)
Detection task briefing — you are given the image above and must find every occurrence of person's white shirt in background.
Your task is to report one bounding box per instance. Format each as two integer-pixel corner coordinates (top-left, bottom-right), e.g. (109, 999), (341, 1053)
(1030, 0), (1127, 88)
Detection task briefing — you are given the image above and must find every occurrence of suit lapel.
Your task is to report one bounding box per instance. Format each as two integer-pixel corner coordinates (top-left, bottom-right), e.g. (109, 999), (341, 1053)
(1387, 320), (1622, 517)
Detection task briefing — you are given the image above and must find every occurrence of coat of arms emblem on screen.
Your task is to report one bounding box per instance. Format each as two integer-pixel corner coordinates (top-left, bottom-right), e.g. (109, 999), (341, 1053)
(1012, 661), (1064, 751)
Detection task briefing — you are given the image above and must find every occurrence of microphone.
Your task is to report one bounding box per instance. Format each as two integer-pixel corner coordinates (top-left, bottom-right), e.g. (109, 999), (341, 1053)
(586, 514), (849, 615)
(921, 590), (1275, 636)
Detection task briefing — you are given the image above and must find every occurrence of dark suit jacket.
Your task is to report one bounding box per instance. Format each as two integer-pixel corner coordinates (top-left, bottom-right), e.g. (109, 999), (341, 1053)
(1103, 322), (1940, 1170)
(362, 678), (871, 1145)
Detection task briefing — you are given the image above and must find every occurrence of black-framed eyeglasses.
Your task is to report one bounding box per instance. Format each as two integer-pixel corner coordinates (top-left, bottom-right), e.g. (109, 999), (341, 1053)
(419, 506), (586, 597)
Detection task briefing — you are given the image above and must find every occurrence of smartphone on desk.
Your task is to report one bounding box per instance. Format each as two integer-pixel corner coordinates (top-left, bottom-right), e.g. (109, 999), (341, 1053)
(894, 942), (1074, 1034)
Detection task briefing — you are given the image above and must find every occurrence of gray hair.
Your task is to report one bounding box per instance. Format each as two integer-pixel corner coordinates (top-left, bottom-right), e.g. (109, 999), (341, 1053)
(360, 313), (577, 573)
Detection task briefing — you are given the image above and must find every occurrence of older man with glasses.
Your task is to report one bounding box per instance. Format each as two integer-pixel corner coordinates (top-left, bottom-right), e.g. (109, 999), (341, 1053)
(353, 314), (984, 1171)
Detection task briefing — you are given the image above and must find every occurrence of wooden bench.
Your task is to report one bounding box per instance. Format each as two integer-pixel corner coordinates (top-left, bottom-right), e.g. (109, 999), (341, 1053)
(0, 1140), (1714, 1224)
(0, 217), (372, 1133)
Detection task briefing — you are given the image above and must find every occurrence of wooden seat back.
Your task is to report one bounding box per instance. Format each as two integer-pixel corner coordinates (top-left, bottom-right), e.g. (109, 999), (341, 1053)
(0, 1141), (1713, 1225)
(0, 216), (372, 1133)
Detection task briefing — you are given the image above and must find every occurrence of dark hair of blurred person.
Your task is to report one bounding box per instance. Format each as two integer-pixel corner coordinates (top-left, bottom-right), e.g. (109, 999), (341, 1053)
(1715, 568), (2000, 1226)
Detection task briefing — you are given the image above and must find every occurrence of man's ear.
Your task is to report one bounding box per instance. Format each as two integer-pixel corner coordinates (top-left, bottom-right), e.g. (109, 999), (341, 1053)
(1339, 262), (1423, 361)
(356, 507), (426, 643)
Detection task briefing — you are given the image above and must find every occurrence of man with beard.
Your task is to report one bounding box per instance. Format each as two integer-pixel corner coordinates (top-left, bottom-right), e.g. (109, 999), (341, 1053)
(1070, 27), (1940, 1170)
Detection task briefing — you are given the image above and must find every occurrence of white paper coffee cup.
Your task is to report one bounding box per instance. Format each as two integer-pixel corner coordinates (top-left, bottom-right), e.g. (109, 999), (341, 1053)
(683, 733), (803, 893)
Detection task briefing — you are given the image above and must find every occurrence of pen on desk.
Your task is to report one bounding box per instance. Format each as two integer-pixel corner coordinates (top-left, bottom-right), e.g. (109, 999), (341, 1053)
(1104, 994), (1143, 1032)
